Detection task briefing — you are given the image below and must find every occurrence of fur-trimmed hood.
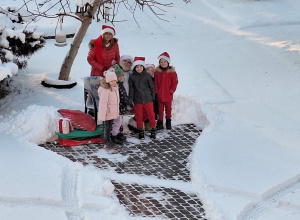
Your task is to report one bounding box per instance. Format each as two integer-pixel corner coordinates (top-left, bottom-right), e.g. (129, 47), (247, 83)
(89, 37), (118, 48)
(155, 66), (176, 73)
(99, 78), (111, 89)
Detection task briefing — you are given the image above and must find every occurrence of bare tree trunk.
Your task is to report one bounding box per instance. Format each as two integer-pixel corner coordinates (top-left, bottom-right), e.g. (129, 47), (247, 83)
(58, 0), (102, 81)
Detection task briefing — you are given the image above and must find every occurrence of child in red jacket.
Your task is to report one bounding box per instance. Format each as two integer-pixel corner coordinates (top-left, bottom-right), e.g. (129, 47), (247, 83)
(154, 52), (178, 130)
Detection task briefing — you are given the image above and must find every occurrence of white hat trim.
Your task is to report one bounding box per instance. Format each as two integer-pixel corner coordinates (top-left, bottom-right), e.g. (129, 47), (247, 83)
(120, 55), (133, 63)
(159, 55), (170, 64)
(101, 28), (115, 36)
(133, 60), (145, 68)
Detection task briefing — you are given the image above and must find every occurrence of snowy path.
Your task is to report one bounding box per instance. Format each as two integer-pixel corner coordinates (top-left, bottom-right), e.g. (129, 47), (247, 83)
(40, 124), (206, 219)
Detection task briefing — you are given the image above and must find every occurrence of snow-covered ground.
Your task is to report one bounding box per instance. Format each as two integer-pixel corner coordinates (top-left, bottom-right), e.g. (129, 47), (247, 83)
(1, 0), (300, 219)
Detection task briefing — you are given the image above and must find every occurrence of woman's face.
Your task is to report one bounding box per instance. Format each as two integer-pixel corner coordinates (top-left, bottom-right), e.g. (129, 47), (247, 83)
(103, 32), (113, 42)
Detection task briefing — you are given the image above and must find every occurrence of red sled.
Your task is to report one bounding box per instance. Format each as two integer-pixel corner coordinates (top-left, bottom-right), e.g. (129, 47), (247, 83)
(55, 125), (103, 147)
(57, 137), (103, 147)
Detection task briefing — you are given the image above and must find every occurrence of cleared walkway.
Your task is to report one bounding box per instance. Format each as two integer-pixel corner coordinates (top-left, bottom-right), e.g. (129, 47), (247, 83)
(40, 124), (206, 220)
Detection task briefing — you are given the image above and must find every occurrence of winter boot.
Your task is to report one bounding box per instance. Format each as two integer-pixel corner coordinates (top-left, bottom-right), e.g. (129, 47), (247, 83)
(111, 135), (123, 144)
(144, 122), (151, 131)
(102, 121), (110, 144)
(138, 129), (145, 140)
(166, 119), (172, 130)
(128, 124), (138, 133)
(156, 120), (163, 130)
(116, 132), (126, 141)
(150, 128), (156, 140)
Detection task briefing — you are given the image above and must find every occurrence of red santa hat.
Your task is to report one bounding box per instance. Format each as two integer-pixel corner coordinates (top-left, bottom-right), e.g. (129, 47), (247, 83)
(158, 52), (170, 64)
(101, 25), (115, 36)
(133, 57), (146, 68)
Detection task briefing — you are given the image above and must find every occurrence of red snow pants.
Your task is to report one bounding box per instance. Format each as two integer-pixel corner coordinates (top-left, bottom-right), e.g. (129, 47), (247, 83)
(158, 100), (172, 121)
(134, 102), (156, 129)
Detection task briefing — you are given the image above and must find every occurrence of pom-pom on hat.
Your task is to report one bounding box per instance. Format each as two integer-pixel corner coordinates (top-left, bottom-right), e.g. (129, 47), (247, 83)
(101, 25), (116, 36)
(133, 57), (146, 68)
(120, 55), (133, 63)
(105, 70), (117, 83)
(145, 63), (155, 69)
(158, 52), (170, 64)
(111, 64), (124, 77)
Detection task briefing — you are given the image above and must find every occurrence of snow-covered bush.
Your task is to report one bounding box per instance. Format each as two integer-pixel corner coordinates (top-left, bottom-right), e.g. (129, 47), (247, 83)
(0, 5), (45, 82)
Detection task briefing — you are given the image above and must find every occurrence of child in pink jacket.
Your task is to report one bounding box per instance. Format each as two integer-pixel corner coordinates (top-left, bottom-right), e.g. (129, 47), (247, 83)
(98, 70), (120, 150)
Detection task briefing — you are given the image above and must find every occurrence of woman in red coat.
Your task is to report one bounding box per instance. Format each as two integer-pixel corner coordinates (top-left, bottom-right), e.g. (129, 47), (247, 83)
(87, 25), (120, 77)
(154, 52), (178, 130)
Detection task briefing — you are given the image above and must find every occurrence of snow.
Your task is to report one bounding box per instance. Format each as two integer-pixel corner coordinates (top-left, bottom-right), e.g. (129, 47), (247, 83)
(0, 5), (34, 23)
(0, 10), (26, 81)
(41, 73), (77, 86)
(0, 62), (18, 81)
(76, 0), (93, 7)
(2, 49), (14, 61)
(0, 105), (59, 144)
(1, 0), (300, 219)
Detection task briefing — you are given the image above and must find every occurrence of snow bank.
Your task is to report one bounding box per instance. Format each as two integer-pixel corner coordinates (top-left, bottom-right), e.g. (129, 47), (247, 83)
(0, 93), (209, 146)
(0, 105), (59, 144)
(191, 112), (300, 219)
(0, 136), (128, 219)
(0, 62), (18, 81)
(172, 94), (209, 130)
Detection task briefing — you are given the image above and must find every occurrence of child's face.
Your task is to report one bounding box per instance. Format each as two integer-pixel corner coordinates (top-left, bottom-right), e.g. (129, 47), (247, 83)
(135, 65), (144, 74)
(117, 76), (124, 82)
(159, 59), (169, 68)
(109, 80), (117, 87)
(146, 67), (154, 77)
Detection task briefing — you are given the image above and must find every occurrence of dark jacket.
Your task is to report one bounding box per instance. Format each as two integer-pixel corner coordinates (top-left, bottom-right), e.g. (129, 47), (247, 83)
(118, 81), (131, 115)
(129, 69), (155, 104)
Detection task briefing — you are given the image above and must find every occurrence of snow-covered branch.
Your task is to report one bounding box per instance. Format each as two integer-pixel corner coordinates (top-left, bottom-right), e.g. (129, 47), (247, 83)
(0, 5), (45, 82)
